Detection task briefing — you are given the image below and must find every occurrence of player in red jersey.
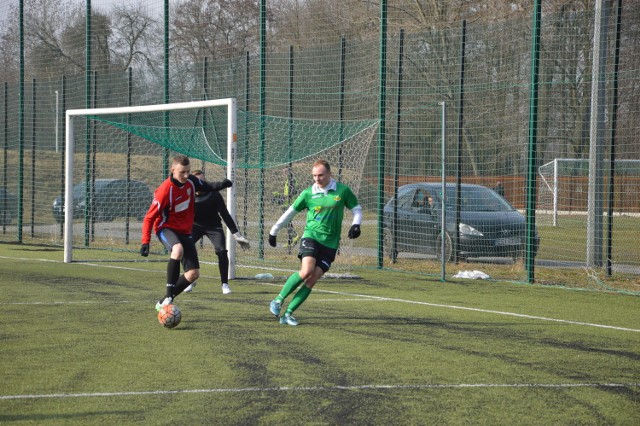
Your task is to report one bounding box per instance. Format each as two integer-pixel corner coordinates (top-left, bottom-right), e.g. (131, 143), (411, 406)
(140, 155), (232, 311)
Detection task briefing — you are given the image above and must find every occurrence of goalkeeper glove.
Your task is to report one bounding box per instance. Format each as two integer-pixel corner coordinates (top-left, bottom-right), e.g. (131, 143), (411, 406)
(348, 224), (361, 239)
(221, 178), (233, 189)
(140, 243), (149, 257)
(268, 234), (277, 247)
(233, 232), (250, 250)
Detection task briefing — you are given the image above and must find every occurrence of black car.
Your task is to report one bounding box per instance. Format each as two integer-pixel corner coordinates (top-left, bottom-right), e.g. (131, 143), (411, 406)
(383, 183), (539, 261)
(52, 179), (153, 223)
(0, 188), (17, 225)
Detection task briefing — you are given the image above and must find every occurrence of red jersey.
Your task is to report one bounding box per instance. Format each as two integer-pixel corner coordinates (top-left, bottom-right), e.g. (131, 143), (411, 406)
(141, 175), (230, 244)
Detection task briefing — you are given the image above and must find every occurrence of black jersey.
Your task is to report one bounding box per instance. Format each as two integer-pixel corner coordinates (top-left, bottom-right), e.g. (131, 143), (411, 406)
(193, 191), (238, 233)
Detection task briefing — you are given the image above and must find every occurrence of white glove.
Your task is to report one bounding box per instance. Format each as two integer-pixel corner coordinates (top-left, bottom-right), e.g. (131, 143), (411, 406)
(233, 232), (250, 250)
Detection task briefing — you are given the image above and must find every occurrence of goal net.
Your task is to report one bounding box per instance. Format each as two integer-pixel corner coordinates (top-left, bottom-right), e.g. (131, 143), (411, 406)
(63, 98), (378, 278)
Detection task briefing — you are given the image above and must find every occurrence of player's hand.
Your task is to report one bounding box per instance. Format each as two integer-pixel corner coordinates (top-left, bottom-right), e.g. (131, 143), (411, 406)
(233, 233), (250, 250)
(221, 178), (233, 189)
(348, 224), (361, 239)
(140, 243), (149, 257)
(268, 234), (277, 247)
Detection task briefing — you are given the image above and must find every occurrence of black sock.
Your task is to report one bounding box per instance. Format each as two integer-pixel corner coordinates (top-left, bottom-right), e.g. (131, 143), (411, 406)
(174, 275), (191, 296)
(165, 258), (181, 299)
(217, 251), (229, 284)
(165, 283), (175, 300)
(167, 258), (180, 284)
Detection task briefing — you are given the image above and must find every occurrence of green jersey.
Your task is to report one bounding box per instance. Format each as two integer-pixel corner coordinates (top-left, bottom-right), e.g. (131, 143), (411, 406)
(292, 179), (359, 249)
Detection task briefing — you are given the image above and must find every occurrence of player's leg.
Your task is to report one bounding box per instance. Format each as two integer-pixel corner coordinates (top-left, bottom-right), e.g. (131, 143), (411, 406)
(210, 228), (231, 294)
(280, 242), (336, 326)
(269, 238), (317, 317)
(272, 272), (303, 304)
(279, 262), (322, 326)
(156, 229), (184, 309)
(279, 265), (322, 326)
(185, 226), (206, 293)
(218, 250), (231, 294)
(174, 234), (200, 296)
(269, 271), (302, 317)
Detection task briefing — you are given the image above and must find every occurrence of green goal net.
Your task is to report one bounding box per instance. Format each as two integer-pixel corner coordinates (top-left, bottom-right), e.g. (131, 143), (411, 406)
(89, 109), (378, 169)
(63, 99), (379, 278)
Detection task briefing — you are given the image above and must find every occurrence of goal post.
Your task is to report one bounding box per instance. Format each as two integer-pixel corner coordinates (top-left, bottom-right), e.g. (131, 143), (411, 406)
(62, 97), (378, 279)
(538, 158), (640, 226)
(64, 98), (238, 266)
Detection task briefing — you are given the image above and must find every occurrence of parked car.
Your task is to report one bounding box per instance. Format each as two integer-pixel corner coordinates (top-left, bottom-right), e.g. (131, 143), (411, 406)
(383, 183), (539, 261)
(52, 179), (153, 223)
(0, 188), (17, 225)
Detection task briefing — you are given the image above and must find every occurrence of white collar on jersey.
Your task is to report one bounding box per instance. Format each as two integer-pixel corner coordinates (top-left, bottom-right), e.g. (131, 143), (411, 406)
(312, 178), (337, 195)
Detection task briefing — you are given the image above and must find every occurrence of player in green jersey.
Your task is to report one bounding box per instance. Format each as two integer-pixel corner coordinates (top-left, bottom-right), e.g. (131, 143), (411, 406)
(267, 159), (362, 326)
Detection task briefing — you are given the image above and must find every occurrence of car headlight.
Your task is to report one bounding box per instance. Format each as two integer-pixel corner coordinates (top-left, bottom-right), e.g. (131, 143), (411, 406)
(459, 223), (483, 236)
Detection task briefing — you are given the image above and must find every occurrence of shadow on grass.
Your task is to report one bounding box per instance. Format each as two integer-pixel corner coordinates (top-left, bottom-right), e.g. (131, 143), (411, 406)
(0, 411), (142, 422)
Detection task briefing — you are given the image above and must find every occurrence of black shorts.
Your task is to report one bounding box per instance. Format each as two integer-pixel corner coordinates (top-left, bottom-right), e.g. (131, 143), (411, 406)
(298, 238), (337, 273)
(157, 228), (200, 272)
(192, 224), (226, 253)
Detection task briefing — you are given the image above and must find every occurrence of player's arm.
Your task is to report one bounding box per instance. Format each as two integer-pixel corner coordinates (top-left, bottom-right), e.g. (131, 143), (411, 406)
(140, 193), (164, 255)
(215, 193), (250, 249)
(219, 203), (243, 237)
(268, 205), (299, 247)
(190, 174), (232, 192)
(347, 189), (362, 239)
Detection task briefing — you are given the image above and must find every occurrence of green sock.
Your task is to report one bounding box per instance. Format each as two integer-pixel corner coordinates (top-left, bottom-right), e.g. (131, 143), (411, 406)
(276, 272), (303, 302)
(286, 285), (312, 314)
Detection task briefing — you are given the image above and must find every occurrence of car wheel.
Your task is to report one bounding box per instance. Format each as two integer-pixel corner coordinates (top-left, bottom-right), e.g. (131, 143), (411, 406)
(383, 228), (399, 262)
(435, 232), (452, 262)
(511, 245), (524, 261)
(514, 244), (538, 260)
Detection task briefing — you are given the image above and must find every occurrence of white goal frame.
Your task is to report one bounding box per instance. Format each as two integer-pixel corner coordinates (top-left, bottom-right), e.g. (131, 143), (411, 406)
(539, 157), (640, 226)
(64, 99), (238, 275)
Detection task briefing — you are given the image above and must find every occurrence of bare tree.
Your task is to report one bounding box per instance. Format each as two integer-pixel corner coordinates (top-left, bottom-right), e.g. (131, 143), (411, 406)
(60, 8), (113, 76)
(0, 0), (84, 80)
(109, 3), (161, 73)
(171, 0), (261, 63)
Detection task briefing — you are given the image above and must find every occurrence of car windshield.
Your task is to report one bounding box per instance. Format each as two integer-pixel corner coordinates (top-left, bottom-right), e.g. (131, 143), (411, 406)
(444, 186), (514, 212)
(72, 181), (113, 198)
(394, 184), (515, 213)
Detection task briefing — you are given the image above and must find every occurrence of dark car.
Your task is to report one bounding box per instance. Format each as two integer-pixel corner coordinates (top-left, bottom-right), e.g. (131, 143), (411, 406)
(0, 188), (17, 225)
(383, 183), (539, 261)
(52, 179), (153, 223)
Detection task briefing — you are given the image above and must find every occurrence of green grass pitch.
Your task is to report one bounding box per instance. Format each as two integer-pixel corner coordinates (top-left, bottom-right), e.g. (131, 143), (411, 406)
(0, 243), (638, 424)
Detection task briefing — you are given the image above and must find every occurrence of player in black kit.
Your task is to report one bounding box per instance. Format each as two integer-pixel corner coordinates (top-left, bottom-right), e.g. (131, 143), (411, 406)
(186, 170), (250, 295)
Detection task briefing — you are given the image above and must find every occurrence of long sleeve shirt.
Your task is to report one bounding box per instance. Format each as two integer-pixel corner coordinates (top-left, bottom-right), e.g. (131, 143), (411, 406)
(193, 190), (239, 234)
(141, 175), (229, 244)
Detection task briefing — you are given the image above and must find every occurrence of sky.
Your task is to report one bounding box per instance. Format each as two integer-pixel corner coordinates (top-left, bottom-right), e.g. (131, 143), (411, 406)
(0, 1), (11, 25)
(0, 0), (181, 24)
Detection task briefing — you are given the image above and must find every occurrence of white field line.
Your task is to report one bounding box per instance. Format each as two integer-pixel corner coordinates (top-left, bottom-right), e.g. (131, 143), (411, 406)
(1, 382), (639, 400)
(7, 300), (132, 305)
(315, 288), (640, 333)
(1, 255), (639, 333)
(313, 298), (379, 302)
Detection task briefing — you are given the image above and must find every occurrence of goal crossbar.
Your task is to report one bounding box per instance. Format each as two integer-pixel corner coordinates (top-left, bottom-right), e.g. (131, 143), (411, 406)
(64, 98), (238, 265)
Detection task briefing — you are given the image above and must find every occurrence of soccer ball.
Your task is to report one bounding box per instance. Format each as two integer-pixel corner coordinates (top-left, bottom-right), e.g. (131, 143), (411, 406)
(157, 304), (182, 328)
